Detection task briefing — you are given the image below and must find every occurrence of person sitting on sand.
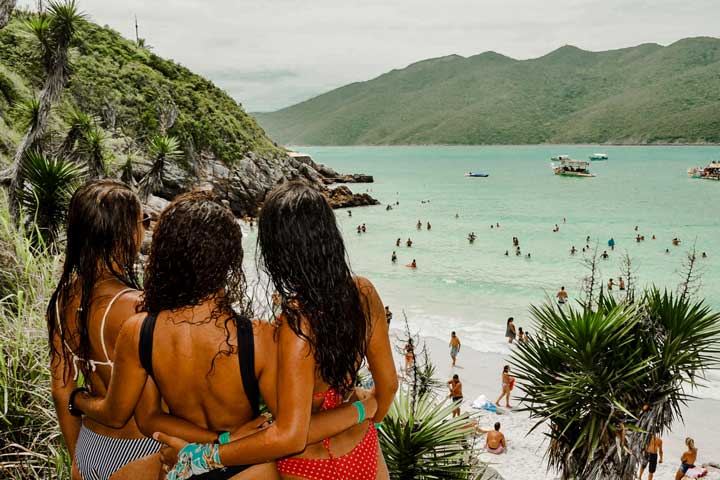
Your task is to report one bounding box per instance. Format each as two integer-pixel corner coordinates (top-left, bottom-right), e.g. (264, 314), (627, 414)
(406, 238), (413, 247)
(557, 286), (568, 305)
(675, 437), (697, 480)
(447, 374), (463, 418)
(505, 317), (516, 344)
(449, 332), (461, 367)
(485, 422), (507, 454)
(391, 251), (397, 263)
(496, 365), (514, 408)
(407, 259), (417, 269)
(608, 278), (614, 290)
(638, 434), (663, 480)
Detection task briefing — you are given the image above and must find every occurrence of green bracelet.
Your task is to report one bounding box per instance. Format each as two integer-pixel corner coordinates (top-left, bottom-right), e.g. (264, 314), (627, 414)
(353, 400), (366, 424)
(375, 422), (382, 429)
(218, 431), (230, 445)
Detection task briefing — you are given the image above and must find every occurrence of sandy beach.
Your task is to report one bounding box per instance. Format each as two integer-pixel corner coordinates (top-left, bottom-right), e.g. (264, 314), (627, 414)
(390, 330), (720, 480)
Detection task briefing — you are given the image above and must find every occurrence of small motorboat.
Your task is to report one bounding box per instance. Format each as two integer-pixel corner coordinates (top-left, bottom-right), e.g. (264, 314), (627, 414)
(465, 172), (489, 177)
(589, 153), (609, 161)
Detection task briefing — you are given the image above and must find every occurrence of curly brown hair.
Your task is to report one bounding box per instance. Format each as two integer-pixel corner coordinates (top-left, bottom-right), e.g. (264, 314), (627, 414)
(141, 190), (248, 363)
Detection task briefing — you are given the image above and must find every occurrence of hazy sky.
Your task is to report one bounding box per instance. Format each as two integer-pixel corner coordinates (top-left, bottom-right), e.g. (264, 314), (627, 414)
(20, 0), (720, 111)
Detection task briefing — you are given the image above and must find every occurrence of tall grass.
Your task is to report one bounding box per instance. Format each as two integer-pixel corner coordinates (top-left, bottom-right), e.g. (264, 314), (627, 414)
(0, 193), (69, 479)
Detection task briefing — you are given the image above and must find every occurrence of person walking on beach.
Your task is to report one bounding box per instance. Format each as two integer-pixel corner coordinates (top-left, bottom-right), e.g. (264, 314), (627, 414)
(557, 286), (568, 305)
(447, 374), (463, 418)
(385, 306), (393, 325)
(485, 422), (506, 454)
(404, 339), (415, 372)
(495, 365), (514, 408)
(391, 251), (397, 263)
(675, 437), (698, 480)
(449, 331), (461, 366)
(505, 317), (517, 344)
(638, 434), (663, 480)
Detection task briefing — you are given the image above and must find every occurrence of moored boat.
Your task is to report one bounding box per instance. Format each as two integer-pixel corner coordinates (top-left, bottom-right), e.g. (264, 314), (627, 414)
(589, 153), (609, 161)
(688, 162), (720, 180)
(465, 172), (489, 177)
(552, 158), (594, 177)
(551, 154), (570, 161)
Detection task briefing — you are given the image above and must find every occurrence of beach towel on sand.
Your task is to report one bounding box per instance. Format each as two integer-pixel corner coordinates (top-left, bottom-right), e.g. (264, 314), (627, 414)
(685, 467), (708, 479)
(471, 395), (497, 413)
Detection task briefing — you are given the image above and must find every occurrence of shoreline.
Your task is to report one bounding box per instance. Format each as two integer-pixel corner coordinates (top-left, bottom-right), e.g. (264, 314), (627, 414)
(286, 143), (720, 148)
(389, 328), (720, 479)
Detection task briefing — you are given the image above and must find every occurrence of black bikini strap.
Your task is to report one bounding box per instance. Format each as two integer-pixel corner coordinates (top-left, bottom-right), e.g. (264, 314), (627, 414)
(139, 312), (158, 379)
(236, 315), (260, 417)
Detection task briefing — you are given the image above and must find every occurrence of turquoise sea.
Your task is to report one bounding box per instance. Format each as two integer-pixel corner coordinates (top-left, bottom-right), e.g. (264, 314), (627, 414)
(256, 146), (720, 398)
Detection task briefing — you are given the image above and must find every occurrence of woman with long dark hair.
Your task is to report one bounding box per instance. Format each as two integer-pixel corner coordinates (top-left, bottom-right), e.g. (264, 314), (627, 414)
(48, 179), (160, 479)
(74, 191), (376, 479)
(156, 181), (398, 480)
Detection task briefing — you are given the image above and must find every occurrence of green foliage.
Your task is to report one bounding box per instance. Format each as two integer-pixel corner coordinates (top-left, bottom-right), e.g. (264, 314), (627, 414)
(256, 38), (720, 145)
(512, 289), (720, 479)
(379, 387), (480, 480)
(0, 193), (69, 479)
(138, 134), (181, 199)
(20, 150), (83, 244)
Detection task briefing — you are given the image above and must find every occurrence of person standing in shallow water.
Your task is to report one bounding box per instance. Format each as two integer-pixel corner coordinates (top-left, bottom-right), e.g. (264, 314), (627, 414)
(449, 331), (461, 366)
(505, 317), (516, 344)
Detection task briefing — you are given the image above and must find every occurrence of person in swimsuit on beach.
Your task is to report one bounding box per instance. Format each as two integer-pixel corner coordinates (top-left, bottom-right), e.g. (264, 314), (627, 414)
(638, 434), (663, 480)
(385, 306), (393, 325)
(447, 375), (463, 418)
(619, 277), (626, 291)
(48, 180), (161, 480)
(485, 422), (506, 454)
(675, 437), (698, 480)
(404, 339), (415, 372)
(75, 192), (375, 480)
(557, 286), (568, 305)
(449, 332), (461, 366)
(495, 365), (514, 408)
(505, 317), (516, 344)
(608, 278), (614, 290)
(158, 181), (398, 480)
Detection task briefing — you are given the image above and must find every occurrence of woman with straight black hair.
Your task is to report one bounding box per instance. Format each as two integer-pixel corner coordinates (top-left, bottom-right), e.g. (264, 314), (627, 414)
(156, 181), (398, 480)
(47, 179), (160, 479)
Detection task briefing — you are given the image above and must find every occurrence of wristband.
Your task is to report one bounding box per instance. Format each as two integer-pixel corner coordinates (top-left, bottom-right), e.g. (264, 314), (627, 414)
(375, 422), (382, 429)
(68, 387), (89, 417)
(166, 443), (223, 480)
(353, 400), (366, 424)
(218, 431), (230, 445)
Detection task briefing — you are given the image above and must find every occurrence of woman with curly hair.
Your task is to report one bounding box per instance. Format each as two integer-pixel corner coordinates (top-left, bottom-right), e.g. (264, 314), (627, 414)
(157, 181), (398, 480)
(74, 191), (376, 479)
(47, 179), (160, 479)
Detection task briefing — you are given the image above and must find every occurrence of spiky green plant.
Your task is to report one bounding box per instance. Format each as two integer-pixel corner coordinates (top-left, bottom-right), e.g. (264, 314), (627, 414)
(77, 125), (107, 179)
(58, 106), (94, 158)
(379, 387), (480, 480)
(0, 192), (70, 479)
(138, 134), (181, 199)
(0, 0), (85, 218)
(512, 290), (720, 480)
(19, 151), (83, 245)
(14, 96), (41, 132)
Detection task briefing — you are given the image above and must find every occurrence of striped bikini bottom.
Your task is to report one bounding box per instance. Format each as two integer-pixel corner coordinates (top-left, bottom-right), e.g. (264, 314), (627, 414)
(75, 425), (160, 480)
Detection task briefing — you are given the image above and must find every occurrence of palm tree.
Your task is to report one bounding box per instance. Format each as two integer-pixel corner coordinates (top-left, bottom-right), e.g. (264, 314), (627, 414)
(512, 290), (720, 480)
(0, 0), (15, 30)
(0, 0), (84, 218)
(138, 134), (182, 200)
(19, 150), (83, 245)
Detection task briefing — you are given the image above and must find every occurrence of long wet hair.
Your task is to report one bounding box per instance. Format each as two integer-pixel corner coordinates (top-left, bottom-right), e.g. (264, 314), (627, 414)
(258, 180), (368, 395)
(47, 179), (142, 382)
(141, 191), (247, 363)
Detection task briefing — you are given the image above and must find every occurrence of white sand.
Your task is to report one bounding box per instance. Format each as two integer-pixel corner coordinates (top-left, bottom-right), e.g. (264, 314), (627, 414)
(390, 330), (720, 480)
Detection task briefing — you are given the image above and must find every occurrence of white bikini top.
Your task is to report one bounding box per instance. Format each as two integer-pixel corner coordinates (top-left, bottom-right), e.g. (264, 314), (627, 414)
(56, 288), (134, 381)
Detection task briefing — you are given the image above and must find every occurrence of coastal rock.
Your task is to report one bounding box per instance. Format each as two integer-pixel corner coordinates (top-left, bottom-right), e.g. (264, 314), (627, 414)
(133, 151), (377, 217)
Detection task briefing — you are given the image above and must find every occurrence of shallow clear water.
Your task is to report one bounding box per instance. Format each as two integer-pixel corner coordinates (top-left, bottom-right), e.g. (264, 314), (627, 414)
(255, 145), (720, 397)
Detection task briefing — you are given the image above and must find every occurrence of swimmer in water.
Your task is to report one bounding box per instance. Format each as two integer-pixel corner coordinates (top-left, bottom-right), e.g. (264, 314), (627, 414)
(406, 238), (413, 247)
(504, 250), (509, 256)
(702, 252), (707, 258)
(601, 250), (609, 259)
(427, 222), (431, 230)
(407, 259), (417, 268)
(526, 253), (531, 259)
(417, 220), (422, 230)
(391, 251), (397, 263)
(607, 278), (614, 290)
(570, 246), (577, 255)
(396, 238), (401, 247)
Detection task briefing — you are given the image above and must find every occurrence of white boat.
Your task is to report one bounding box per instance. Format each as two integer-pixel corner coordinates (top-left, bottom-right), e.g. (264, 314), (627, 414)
(688, 162), (720, 180)
(552, 158), (595, 177)
(589, 153), (609, 161)
(551, 154), (570, 161)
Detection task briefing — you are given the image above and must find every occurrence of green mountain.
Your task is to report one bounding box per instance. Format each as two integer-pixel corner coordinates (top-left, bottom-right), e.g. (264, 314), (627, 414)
(255, 38), (720, 145)
(0, 10), (281, 169)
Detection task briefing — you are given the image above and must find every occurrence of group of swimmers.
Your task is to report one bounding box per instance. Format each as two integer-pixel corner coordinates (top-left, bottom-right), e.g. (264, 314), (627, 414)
(49, 179), (399, 480)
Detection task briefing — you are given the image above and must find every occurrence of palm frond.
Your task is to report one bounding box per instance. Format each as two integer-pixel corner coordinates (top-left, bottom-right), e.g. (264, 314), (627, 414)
(138, 134), (182, 199)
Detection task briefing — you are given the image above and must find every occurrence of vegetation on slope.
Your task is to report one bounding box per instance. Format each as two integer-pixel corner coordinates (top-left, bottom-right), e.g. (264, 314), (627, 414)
(0, 8), (282, 170)
(256, 38), (720, 145)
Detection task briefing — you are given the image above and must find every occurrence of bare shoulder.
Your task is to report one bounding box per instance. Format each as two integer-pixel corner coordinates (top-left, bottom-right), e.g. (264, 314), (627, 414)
(354, 275), (377, 294)
(252, 319), (277, 345)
